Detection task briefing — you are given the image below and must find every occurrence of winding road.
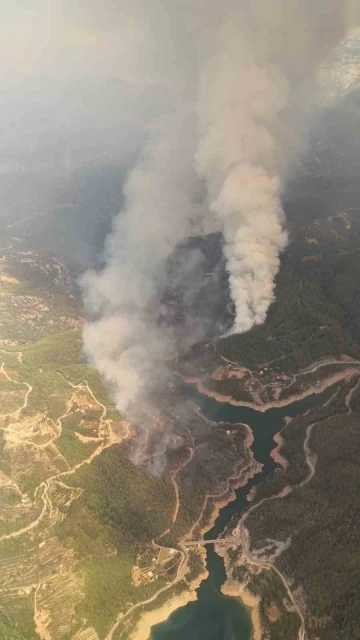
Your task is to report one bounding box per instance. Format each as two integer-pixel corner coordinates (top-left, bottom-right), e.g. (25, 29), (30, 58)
(231, 376), (360, 640)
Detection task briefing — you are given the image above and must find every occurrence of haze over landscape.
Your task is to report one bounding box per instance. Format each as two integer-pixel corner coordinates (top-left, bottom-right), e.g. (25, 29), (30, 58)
(81, 0), (360, 413)
(1, 2), (360, 640)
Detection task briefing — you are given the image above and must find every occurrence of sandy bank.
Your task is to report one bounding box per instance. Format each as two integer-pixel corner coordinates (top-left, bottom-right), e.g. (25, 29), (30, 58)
(195, 428), (262, 540)
(130, 569), (208, 640)
(201, 459), (261, 536)
(130, 428), (259, 639)
(130, 414), (263, 640)
(270, 431), (288, 470)
(218, 546), (263, 640)
(176, 366), (360, 413)
(221, 580), (262, 640)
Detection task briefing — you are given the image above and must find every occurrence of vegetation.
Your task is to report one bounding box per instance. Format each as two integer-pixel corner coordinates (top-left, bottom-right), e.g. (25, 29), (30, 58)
(55, 417), (99, 467)
(213, 208), (360, 375)
(248, 569), (300, 640)
(0, 610), (37, 640)
(1, 248), (255, 639)
(165, 420), (250, 545)
(2, 182), (360, 639)
(0, 250), (81, 344)
(216, 268), (355, 371)
(246, 388), (360, 639)
(57, 445), (175, 637)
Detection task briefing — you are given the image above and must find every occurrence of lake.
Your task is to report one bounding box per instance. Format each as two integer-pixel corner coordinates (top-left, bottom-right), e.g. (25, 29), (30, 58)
(151, 381), (336, 640)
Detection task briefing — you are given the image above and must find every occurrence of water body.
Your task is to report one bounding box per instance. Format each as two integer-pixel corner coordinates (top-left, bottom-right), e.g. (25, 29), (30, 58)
(151, 382), (336, 640)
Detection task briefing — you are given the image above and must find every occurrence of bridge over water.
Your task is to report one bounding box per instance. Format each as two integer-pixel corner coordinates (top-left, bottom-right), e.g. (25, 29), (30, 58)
(182, 537), (238, 547)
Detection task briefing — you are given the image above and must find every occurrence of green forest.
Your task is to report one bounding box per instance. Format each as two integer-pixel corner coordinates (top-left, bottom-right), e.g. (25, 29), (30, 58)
(217, 267), (359, 371)
(56, 445), (175, 637)
(246, 380), (360, 639)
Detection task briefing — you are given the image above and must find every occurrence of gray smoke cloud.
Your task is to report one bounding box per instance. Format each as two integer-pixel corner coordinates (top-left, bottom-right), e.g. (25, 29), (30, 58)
(81, 0), (359, 412)
(81, 103), (208, 412)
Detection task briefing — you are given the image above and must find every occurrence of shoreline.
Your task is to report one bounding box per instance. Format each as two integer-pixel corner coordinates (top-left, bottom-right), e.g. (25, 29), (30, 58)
(133, 360), (360, 638)
(221, 580), (262, 640)
(195, 425), (262, 540)
(175, 365), (360, 413)
(216, 522), (263, 640)
(270, 431), (288, 469)
(130, 565), (208, 640)
(130, 428), (260, 640)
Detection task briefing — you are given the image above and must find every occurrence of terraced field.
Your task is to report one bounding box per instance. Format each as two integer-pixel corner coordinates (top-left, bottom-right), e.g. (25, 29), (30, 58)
(0, 248), (177, 639)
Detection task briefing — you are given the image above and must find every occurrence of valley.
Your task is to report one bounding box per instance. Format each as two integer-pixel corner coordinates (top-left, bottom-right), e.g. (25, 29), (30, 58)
(2, 169), (360, 640)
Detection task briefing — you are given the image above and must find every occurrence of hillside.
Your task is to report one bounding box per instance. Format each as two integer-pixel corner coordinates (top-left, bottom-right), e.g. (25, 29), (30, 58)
(217, 267), (354, 371)
(0, 243), (255, 640)
(242, 382), (360, 640)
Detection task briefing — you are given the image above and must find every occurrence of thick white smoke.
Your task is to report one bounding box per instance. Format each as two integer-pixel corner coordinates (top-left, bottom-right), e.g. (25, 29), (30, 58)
(194, 2), (359, 332)
(195, 20), (289, 332)
(81, 105), (207, 412)
(80, 0), (359, 412)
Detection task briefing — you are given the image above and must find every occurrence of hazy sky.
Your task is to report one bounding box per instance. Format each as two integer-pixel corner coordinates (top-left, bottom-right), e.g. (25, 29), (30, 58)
(0, 0), (181, 82)
(1, 0), (358, 83)
(0, 1), (184, 172)
(0, 1), (103, 78)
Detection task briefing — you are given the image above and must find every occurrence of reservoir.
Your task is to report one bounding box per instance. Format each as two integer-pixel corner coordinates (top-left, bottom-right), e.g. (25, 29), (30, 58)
(151, 382), (335, 640)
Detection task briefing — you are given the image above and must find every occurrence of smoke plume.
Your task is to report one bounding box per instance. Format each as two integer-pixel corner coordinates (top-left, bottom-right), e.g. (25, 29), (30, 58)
(81, 0), (359, 412)
(81, 104), (207, 412)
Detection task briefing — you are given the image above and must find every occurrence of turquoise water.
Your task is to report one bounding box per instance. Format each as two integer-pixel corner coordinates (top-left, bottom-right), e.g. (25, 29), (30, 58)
(151, 382), (335, 640)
